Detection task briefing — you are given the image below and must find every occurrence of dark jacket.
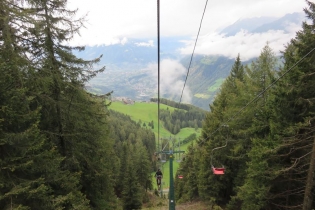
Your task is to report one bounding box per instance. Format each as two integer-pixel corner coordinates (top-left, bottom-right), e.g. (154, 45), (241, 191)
(155, 170), (163, 177)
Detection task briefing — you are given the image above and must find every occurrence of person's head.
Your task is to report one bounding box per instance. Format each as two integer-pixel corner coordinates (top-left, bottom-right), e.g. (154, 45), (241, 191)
(158, 169), (161, 171)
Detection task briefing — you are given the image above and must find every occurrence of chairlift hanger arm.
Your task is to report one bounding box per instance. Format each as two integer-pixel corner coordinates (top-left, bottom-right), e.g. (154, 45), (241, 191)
(211, 141), (228, 152)
(158, 150), (185, 155)
(210, 124), (229, 152)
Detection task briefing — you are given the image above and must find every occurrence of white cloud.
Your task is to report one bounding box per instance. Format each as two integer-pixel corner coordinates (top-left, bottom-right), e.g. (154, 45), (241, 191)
(147, 59), (192, 103)
(121, 37), (128, 45)
(179, 23), (302, 61)
(66, 0), (308, 66)
(135, 40), (154, 47)
(68, 0), (307, 46)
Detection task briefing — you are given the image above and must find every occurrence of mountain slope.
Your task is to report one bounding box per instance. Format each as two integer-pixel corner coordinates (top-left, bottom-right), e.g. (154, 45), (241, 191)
(220, 16), (277, 36)
(183, 55), (236, 110)
(220, 12), (304, 36)
(251, 12), (305, 33)
(83, 13), (303, 110)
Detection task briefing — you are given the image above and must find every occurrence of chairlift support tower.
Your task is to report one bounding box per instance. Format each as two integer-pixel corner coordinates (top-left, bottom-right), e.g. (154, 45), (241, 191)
(157, 138), (184, 210)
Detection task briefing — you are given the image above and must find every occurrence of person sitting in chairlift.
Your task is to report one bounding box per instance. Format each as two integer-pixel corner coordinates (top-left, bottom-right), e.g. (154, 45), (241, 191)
(155, 169), (163, 189)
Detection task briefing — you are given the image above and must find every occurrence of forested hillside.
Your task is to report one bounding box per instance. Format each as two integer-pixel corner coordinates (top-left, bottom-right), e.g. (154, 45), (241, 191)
(2, 0), (315, 209)
(0, 0), (156, 209)
(150, 98), (206, 134)
(108, 100), (203, 191)
(175, 2), (315, 209)
(107, 110), (156, 209)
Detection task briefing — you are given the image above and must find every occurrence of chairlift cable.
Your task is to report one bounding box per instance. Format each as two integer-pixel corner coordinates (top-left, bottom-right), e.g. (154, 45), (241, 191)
(157, 0), (160, 151)
(199, 46), (315, 145)
(179, 0), (209, 105)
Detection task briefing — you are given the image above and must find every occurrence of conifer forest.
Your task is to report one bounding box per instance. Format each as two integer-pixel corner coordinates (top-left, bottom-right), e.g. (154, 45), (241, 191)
(1, 0), (315, 210)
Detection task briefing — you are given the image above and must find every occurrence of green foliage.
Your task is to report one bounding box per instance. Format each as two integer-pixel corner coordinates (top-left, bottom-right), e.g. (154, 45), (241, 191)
(262, 2), (315, 208)
(0, 0), (119, 209)
(109, 101), (203, 153)
(232, 43), (278, 209)
(176, 43), (287, 209)
(108, 110), (156, 208)
(208, 78), (225, 92)
(3, 0), (315, 209)
(135, 141), (153, 191)
(0, 2), (88, 208)
(176, 4), (315, 209)
(109, 101), (173, 138)
(121, 143), (143, 210)
(152, 98), (205, 135)
(159, 108), (205, 135)
(150, 98), (206, 135)
(150, 98), (206, 112)
(175, 144), (199, 202)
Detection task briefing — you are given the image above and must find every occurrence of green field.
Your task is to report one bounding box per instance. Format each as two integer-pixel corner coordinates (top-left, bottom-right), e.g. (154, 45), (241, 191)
(175, 127), (200, 139)
(109, 101), (201, 191)
(109, 101), (176, 138)
(109, 101), (201, 143)
(194, 93), (210, 99)
(208, 78), (225, 92)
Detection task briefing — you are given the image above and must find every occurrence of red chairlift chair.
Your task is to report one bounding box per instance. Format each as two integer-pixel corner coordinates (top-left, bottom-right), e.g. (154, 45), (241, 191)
(211, 125), (229, 175)
(212, 166), (225, 175)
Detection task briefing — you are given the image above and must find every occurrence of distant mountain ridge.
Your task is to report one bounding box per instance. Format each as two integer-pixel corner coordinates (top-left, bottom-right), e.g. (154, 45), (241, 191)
(220, 12), (304, 36)
(220, 16), (278, 36)
(82, 12), (305, 110)
(252, 12), (305, 33)
(77, 37), (187, 70)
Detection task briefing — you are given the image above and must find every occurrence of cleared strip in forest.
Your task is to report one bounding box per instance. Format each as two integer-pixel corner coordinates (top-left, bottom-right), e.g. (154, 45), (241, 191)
(109, 101), (201, 189)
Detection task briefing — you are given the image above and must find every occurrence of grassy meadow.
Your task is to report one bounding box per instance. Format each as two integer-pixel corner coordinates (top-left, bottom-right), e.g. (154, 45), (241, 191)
(208, 78), (225, 92)
(109, 101), (175, 138)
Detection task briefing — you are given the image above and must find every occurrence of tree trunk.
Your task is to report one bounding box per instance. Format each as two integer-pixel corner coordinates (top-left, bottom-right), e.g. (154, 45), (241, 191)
(302, 135), (315, 210)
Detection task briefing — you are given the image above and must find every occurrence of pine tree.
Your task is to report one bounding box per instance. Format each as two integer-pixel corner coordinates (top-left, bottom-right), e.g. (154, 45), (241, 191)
(24, 0), (104, 154)
(263, 1), (315, 209)
(25, 0), (122, 207)
(121, 142), (142, 210)
(193, 54), (247, 205)
(175, 144), (199, 202)
(235, 44), (278, 210)
(0, 0), (119, 208)
(225, 54), (245, 90)
(134, 141), (152, 192)
(0, 1), (90, 208)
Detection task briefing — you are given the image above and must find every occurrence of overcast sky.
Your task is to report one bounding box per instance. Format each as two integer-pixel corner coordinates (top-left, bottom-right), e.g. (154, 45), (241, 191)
(68, 0), (309, 60)
(67, 0), (311, 103)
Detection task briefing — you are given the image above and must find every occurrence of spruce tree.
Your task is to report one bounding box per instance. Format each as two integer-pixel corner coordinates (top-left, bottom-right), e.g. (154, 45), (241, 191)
(175, 144), (199, 202)
(194, 54), (247, 204)
(0, 1), (90, 208)
(235, 44), (278, 210)
(134, 141), (152, 192)
(24, 0), (104, 155)
(265, 1), (315, 209)
(0, 0), (119, 208)
(121, 142), (142, 210)
(27, 0), (121, 207)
